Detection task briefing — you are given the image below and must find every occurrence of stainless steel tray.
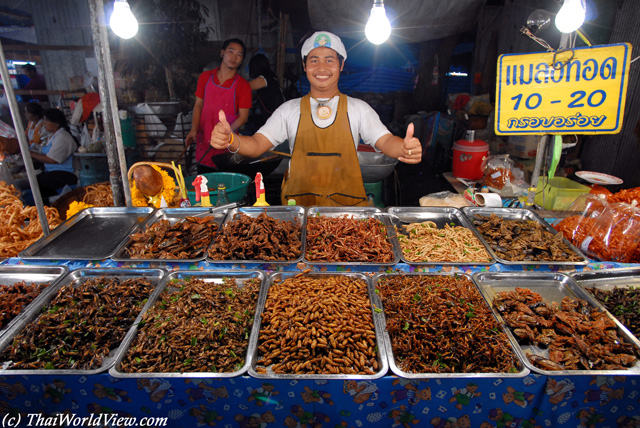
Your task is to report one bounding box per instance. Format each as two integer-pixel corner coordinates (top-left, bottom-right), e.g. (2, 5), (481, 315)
(372, 272), (528, 378)
(461, 207), (589, 265)
(249, 272), (389, 379)
(0, 265), (68, 340)
(571, 267), (640, 344)
(0, 268), (165, 375)
(206, 206), (305, 264)
(19, 207), (155, 260)
(110, 270), (266, 378)
(473, 271), (640, 376)
(111, 207), (228, 263)
(385, 207), (495, 265)
(304, 206), (401, 266)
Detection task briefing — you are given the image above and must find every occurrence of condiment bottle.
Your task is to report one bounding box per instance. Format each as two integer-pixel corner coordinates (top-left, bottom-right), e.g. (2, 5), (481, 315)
(216, 183), (230, 206)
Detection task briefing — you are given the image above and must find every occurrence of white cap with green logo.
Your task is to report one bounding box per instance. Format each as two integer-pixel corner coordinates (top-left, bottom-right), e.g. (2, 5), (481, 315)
(301, 31), (347, 61)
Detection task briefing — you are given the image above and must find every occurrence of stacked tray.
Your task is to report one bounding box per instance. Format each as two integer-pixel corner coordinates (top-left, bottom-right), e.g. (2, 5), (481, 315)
(571, 268), (640, 344)
(461, 207), (589, 265)
(0, 268), (165, 375)
(372, 272), (528, 378)
(304, 207), (401, 266)
(207, 206), (305, 264)
(0, 265), (68, 341)
(110, 270), (266, 378)
(474, 271), (640, 376)
(112, 207), (228, 263)
(385, 207), (495, 265)
(19, 207), (155, 260)
(249, 272), (388, 379)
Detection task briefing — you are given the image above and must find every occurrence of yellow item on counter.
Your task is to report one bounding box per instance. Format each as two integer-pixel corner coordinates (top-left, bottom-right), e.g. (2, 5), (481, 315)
(66, 201), (94, 219)
(131, 164), (176, 208)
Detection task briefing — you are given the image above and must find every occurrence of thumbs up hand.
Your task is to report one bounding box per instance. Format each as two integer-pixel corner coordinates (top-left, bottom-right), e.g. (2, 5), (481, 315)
(399, 123), (422, 164)
(210, 110), (233, 149)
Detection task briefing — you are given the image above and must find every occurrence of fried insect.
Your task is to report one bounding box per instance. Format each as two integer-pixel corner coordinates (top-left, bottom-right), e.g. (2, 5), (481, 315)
(377, 275), (519, 374)
(472, 214), (582, 262)
(492, 288), (639, 371)
(120, 276), (260, 373)
(208, 212), (302, 261)
(585, 286), (640, 339)
(125, 216), (217, 259)
(255, 275), (378, 375)
(0, 281), (50, 331)
(0, 276), (154, 370)
(305, 215), (394, 263)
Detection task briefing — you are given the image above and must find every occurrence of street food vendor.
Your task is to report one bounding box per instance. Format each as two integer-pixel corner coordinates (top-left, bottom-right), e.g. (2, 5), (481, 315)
(209, 31), (422, 206)
(185, 38), (252, 174)
(28, 108), (78, 202)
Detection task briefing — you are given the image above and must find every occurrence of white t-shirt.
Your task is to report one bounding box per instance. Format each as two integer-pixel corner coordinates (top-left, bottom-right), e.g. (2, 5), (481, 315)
(257, 95), (390, 152)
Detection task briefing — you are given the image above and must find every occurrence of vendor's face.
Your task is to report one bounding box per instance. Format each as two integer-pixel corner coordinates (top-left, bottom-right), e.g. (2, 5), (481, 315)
(304, 47), (343, 96)
(43, 117), (59, 133)
(221, 43), (244, 70)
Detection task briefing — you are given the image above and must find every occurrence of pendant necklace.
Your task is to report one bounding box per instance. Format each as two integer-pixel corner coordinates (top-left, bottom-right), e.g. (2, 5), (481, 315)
(311, 94), (337, 120)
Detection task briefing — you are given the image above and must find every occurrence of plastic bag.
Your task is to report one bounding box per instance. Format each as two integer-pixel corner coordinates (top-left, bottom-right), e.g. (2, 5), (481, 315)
(136, 103), (167, 138)
(553, 194), (608, 245)
(579, 202), (640, 263)
(0, 161), (15, 186)
(482, 154), (514, 191)
(419, 191), (471, 208)
(173, 112), (192, 138)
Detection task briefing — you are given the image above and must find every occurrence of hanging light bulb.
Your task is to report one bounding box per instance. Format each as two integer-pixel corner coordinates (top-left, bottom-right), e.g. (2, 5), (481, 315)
(365, 0), (391, 45)
(110, 0), (139, 39)
(526, 9), (553, 35)
(555, 0), (586, 33)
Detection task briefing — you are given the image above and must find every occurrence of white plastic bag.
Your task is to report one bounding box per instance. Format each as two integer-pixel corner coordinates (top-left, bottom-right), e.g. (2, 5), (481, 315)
(173, 112), (192, 138)
(137, 103), (167, 138)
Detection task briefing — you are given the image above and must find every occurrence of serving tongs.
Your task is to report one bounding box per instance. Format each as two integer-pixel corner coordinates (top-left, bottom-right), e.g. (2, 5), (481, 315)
(187, 201), (244, 219)
(380, 213), (411, 237)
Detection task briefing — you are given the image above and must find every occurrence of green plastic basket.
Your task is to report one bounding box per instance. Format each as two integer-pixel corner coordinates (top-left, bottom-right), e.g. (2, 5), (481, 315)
(185, 172), (251, 206)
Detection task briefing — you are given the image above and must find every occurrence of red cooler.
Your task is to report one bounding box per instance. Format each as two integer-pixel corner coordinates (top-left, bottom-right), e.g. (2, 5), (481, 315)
(452, 130), (489, 180)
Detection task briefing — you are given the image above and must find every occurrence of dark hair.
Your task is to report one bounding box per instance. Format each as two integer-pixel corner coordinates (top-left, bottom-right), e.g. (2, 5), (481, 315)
(25, 102), (44, 119)
(44, 108), (70, 132)
(44, 108), (78, 145)
(249, 54), (276, 80)
(222, 38), (246, 57)
(23, 64), (37, 74)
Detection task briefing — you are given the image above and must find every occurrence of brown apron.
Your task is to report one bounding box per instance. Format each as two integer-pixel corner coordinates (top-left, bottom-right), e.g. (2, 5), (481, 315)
(281, 93), (367, 206)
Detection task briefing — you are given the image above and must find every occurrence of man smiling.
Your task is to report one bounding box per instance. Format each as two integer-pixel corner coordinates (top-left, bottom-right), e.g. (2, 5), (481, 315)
(209, 31), (422, 206)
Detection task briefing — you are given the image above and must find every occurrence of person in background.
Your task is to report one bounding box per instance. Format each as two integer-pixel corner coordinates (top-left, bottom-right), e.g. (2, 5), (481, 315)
(248, 54), (285, 131)
(209, 31), (422, 206)
(25, 103), (45, 149)
(22, 64), (48, 102)
(29, 108), (78, 202)
(0, 119), (19, 161)
(185, 38), (252, 174)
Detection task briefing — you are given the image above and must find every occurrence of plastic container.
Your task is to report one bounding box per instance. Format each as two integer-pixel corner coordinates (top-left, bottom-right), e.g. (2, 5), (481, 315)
(185, 172), (251, 206)
(534, 176), (590, 210)
(120, 117), (136, 148)
(74, 153), (110, 187)
(452, 131), (489, 180)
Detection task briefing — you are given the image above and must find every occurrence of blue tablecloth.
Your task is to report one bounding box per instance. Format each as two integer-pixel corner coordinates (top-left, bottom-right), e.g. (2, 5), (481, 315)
(1, 258), (638, 428)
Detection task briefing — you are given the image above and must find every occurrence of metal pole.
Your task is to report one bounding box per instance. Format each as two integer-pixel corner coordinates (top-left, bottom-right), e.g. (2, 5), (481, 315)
(525, 134), (549, 207)
(525, 34), (570, 208)
(0, 41), (50, 235)
(88, 0), (132, 206)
